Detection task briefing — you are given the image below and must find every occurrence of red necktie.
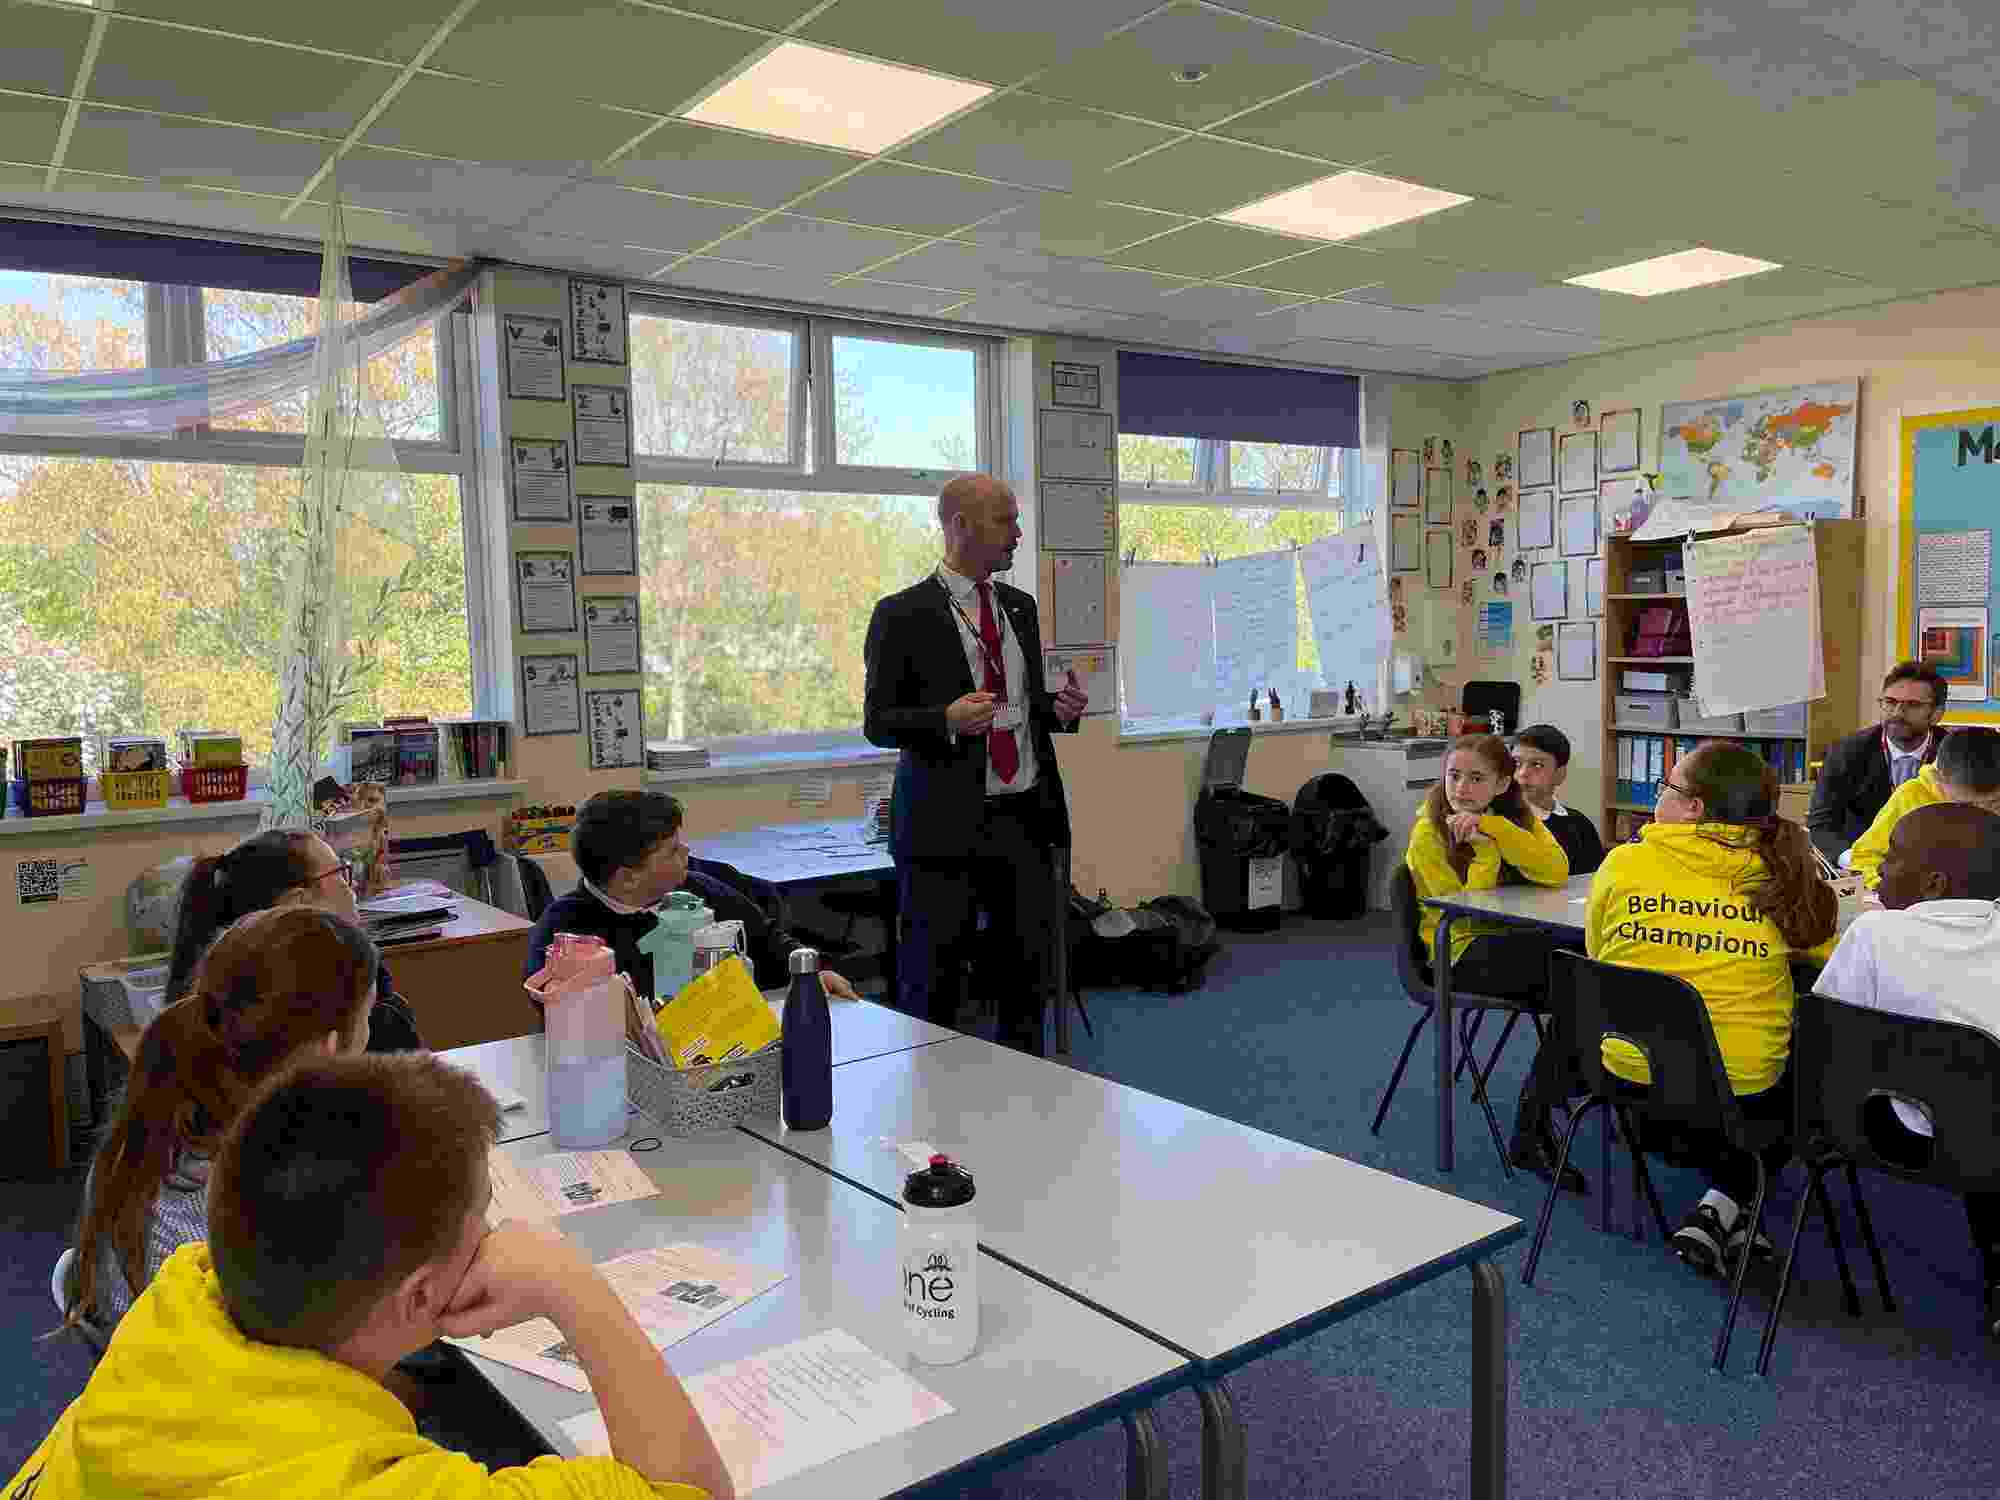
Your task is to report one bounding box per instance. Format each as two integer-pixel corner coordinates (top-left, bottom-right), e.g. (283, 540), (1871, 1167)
(976, 581), (1018, 784)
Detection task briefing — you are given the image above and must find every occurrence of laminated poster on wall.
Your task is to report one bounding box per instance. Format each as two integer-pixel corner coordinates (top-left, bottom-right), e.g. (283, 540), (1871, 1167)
(510, 438), (574, 523)
(502, 314), (566, 402)
(515, 550), (579, 635)
(572, 385), (632, 467)
(1043, 647), (1116, 718)
(1517, 427), (1555, 491)
(578, 496), (637, 576)
(520, 654), (582, 737)
(586, 688), (643, 770)
(1391, 449), (1421, 510)
(582, 595), (641, 676)
(568, 278), (627, 365)
(1902, 407), (2000, 709)
(1517, 488), (1555, 550)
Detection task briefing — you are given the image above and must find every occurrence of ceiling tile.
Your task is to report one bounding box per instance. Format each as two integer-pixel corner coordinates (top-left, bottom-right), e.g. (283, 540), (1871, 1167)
(1107, 220), (1307, 278)
(1291, 298), (1608, 359)
(89, 20), (393, 134)
(608, 122), (856, 207)
(874, 239), (1059, 286)
(1013, 261), (1193, 314)
(515, 182), (759, 250)
(64, 108), (329, 196)
(790, 163), (1039, 236)
(893, 94), (1177, 193)
(2, 0), (93, 95)
(672, 0), (813, 28)
(801, 0), (1160, 88)
(1156, 281), (1299, 323)
(366, 75), (647, 171)
(1376, 275), (1629, 337)
(0, 94), (69, 166)
(931, 293), (1104, 332)
(963, 196), (1188, 258)
(830, 278), (975, 317)
(106, 0), (459, 62)
(696, 214), (928, 273)
(436, 3), (765, 115)
(1676, 191), (1998, 285)
(479, 228), (682, 279)
(1025, 4), (1370, 131)
(1765, 0), (2000, 90)
(660, 256), (835, 302)
(1237, 242), (1401, 296)
(1098, 137), (1327, 217)
(1270, 335), (1464, 376)
(1341, 198), (1682, 281)
(317, 149), (572, 225)
(1218, 61), (1517, 164)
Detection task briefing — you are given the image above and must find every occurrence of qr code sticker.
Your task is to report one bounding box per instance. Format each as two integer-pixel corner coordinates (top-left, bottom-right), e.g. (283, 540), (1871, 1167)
(16, 859), (59, 906)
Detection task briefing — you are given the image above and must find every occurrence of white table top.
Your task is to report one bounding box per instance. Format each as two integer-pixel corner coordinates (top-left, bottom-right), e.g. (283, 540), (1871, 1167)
(690, 817), (894, 889)
(462, 1128), (1186, 1500)
(1423, 874), (1863, 938)
(739, 1037), (1522, 1370)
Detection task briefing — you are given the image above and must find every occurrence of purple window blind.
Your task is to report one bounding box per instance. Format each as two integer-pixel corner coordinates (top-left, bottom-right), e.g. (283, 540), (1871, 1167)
(1, 218), (433, 302)
(1116, 350), (1359, 449)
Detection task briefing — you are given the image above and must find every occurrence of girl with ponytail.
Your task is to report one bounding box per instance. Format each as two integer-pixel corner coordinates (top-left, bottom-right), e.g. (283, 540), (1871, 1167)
(65, 907), (379, 1331)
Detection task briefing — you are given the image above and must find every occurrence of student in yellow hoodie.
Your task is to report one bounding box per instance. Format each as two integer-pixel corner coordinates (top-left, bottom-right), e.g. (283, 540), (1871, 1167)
(1586, 741), (1839, 1278)
(1404, 734), (1575, 1186)
(9, 1052), (735, 1500)
(1846, 727), (2000, 889)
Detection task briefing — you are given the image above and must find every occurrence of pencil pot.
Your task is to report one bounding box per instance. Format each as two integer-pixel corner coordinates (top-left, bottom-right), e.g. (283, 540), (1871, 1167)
(10, 778), (85, 817)
(180, 765), (249, 803)
(625, 1037), (782, 1137)
(100, 769), (171, 810)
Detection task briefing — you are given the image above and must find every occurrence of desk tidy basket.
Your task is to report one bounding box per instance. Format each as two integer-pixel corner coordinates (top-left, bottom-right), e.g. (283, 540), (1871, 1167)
(625, 1037), (782, 1136)
(100, 769), (171, 810)
(11, 777), (86, 817)
(180, 764), (249, 803)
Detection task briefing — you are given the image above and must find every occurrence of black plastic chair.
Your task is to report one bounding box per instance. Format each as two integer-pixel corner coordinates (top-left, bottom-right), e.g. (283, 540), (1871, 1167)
(1754, 993), (1992, 1376)
(1372, 865), (1547, 1177)
(1525, 951), (1791, 1372)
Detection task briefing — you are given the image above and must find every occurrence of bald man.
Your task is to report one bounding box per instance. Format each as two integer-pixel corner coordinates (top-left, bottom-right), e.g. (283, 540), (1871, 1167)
(863, 476), (1089, 1055)
(1815, 802), (2000, 1335)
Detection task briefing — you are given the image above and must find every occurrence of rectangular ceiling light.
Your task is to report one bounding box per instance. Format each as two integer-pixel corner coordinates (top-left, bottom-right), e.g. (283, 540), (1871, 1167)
(1219, 171), (1470, 242)
(1566, 247), (1780, 296)
(684, 41), (991, 155)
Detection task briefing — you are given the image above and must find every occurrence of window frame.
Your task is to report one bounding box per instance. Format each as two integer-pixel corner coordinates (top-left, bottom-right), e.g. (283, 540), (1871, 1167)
(810, 317), (994, 494)
(1116, 440), (1368, 528)
(627, 295), (809, 478)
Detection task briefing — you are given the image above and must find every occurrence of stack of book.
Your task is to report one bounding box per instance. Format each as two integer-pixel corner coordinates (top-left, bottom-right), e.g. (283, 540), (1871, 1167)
(346, 720), (440, 787)
(646, 741), (710, 772)
(867, 795), (891, 844)
(357, 890), (455, 947)
(177, 730), (242, 769)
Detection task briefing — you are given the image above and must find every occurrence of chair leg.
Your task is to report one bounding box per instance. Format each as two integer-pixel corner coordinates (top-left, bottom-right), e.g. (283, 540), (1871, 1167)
(1617, 1109), (1673, 1243)
(1457, 1020), (1515, 1178)
(1371, 1011), (1432, 1137)
(1455, 1009), (1488, 1083)
(1600, 1102), (1615, 1235)
(1755, 1164), (1824, 1377)
(1072, 989), (1096, 1040)
(1714, 1159), (1772, 1372)
(1524, 1097), (1600, 1286)
(1807, 1169), (1862, 1317)
(1483, 1009), (1527, 1081)
(1842, 1161), (1896, 1313)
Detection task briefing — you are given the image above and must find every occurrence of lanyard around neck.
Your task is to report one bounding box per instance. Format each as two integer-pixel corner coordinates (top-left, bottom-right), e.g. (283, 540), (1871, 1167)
(938, 571), (1007, 686)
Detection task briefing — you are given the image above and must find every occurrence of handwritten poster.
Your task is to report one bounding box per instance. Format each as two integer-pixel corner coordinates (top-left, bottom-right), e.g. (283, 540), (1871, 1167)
(1119, 562), (1214, 720)
(1685, 525), (1824, 716)
(1213, 549), (1296, 700)
(1299, 535), (1387, 700)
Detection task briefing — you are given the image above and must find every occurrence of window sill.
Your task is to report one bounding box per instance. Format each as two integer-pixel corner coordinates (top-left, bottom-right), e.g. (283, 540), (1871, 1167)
(1117, 715), (1363, 748)
(0, 779), (525, 838)
(645, 746), (898, 785)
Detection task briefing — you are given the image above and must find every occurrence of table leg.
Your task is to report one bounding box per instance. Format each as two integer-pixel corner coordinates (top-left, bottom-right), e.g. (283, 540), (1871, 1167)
(1051, 845), (1072, 1056)
(1122, 1407), (1167, 1500)
(1435, 911), (1459, 1173)
(1471, 1260), (1506, 1500)
(1196, 1377), (1246, 1500)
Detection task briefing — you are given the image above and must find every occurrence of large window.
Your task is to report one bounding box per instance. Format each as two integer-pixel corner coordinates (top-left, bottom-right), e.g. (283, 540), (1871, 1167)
(0, 266), (475, 772)
(629, 299), (994, 747)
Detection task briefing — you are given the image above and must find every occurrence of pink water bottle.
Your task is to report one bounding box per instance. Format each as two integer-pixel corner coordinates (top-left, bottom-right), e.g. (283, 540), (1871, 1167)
(526, 933), (628, 1148)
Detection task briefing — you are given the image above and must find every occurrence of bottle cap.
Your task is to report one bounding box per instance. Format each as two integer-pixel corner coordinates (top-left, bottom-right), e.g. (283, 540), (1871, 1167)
(903, 1153), (974, 1208)
(788, 946), (821, 975)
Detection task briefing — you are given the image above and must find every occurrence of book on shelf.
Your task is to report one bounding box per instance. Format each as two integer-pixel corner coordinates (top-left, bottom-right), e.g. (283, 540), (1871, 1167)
(434, 719), (511, 780)
(395, 727), (439, 786)
(348, 728), (400, 785)
(645, 740), (710, 771)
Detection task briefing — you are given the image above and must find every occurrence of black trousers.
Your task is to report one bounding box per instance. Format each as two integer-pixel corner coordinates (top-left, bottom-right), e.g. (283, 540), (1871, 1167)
(897, 796), (1057, 1056)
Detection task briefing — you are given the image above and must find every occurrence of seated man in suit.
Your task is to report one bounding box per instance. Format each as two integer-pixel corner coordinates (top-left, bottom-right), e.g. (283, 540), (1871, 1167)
(1814, 801), (2000, 1337)
(1509, 723), (1605, 876)
(1808, 660), (1946, 863)
(526, 790), (856, 1004)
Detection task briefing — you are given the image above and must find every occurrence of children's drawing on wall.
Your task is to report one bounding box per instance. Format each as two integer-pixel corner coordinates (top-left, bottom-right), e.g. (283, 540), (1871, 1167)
(1465, 456), (1482, 485)
(1488, 518), (1505, 549)
(1492, 571), (1509, 597)
(1511, 556), (1528, 584)
(1494, 453), (1513, 482)
(1572, 399), (1592, 429)
(1460, 517), (1478, 547)
(1473, 486), (1490, 513)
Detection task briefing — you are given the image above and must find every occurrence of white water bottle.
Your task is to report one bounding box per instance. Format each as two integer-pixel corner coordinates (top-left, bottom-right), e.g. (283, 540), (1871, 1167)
(900, 1154), (978, 1365)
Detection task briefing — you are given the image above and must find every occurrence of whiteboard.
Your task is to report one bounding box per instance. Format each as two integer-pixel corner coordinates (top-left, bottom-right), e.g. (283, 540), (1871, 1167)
(1120, 562), (1215, 719)
(1299, 535), (1387, 706)
(1685, 525), (1824, 716)
(1213, 549), (1297, 703)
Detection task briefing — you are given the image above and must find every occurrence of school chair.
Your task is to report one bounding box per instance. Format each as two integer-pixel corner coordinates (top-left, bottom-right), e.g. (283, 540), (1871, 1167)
(1373, 865), (1545, 1176)
(1754, 993), (1980, 1377)
(1524, 951), (1793, 1372)
(49, 1249), (108, 1361)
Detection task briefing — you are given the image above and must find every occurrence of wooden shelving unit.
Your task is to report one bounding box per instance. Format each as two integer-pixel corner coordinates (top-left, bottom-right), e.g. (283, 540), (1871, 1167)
(1599, 520), (1864, 845)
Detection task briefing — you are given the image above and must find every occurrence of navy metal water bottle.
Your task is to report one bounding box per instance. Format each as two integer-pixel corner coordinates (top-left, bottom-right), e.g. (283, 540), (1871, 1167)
(780, 946), (833, 1130)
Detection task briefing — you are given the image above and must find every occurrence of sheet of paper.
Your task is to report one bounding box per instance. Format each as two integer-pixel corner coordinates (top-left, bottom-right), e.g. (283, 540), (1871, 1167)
(1599, 407), (1641, 473)
(1037, 409), (1114, 481)
(586, 689), (643, 769)
(1919, 604), (1990, 701)
(560, 1329), (953, 1494)
(1119, 562), (1214, 719)
(1559, 430), (1598, 495)
(790, 774), (831, 808)
(1917, 529), (1993, 605)
(1390, 512), (1421, 574)
(573, 385), (632, 466)
(1557, 620), (1597, 681)
(1049, 359), (1100, 408)
(568, 278), (627, 364)
(1517, 488), (1554, 550)
(1391, 449), (1421, 510)
(520, 654), (582, 736)
(1685, 525), (1824, 715)
(1299, 535), (1386, 702)
(1518, 427), (1554, 490)
(516, 550), (579, 634)
(1042, 647), (1115, 718)
(1050, 551), (1108, 645)
(1038, 480), (1114, 551)
(510, 439), (574, 523)
(578, 496), (637, 576)
(503, 314), (566, 401)
(1425, 527), (1453, 589)
(1424, 467), (1452, 525)
(1213, 548), (1297, 701)
(1477, 599), (1512, 652)
(1530, 560), (1567, 620)
(488, 1148), (658, 1224)
(454, 1243), (787, 1392)
(1586, 556), (1606, 618)
(583, 595), (640, 675)
(1558, 493), (1598, 558)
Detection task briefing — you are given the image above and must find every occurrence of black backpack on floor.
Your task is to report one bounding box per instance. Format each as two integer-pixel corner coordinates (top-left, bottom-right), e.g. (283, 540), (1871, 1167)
(1068, 889), (1222, 995)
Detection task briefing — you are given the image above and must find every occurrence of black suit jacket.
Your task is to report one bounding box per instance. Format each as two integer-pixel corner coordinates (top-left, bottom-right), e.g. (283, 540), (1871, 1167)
(863, 572), (1076, 860)
(1807, 722), (1936, 861)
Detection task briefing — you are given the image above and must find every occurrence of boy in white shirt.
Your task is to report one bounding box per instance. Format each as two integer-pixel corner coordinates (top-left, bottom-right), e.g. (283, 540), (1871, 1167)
(1814, 801), (2000, 1335)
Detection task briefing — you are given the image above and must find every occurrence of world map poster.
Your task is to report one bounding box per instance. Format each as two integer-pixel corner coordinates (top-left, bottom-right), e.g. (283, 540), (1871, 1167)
(1652, 379), (1859, 533)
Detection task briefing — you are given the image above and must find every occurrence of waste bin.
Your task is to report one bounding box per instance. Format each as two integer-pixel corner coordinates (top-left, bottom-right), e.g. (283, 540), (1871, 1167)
(1192, 729), (1293, 933)
(1289, 773), (1390, 919)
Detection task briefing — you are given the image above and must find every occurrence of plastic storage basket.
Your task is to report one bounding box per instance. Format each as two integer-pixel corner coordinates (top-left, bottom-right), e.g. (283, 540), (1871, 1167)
(180, 765), (249, 803)
(625, 1037), (782, 1136)
(11, 778), (86, 817)
(101, 769), (171, 810)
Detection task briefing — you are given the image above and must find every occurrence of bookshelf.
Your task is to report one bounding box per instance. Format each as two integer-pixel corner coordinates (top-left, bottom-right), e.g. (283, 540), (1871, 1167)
(1599, 519), (1863, 845)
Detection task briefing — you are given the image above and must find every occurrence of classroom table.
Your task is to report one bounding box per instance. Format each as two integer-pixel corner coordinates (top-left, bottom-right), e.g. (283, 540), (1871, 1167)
(740, 1036), (1523, 1500)
(1421, 878), (1866, 1173)
(381, 894), (539, 1051)
(459, 1125), (1187, 1500)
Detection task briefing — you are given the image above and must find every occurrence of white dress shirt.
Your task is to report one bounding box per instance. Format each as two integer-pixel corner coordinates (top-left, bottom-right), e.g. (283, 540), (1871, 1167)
(936, 561), (1038, 797)
(1814, 897), (2000, 1135)
(1887, 731), (1931, 789)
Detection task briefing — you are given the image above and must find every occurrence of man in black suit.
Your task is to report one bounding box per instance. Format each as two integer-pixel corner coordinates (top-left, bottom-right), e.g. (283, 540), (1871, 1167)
(863, 475), (1090, 1055)
(1808, 661), (1947, 863)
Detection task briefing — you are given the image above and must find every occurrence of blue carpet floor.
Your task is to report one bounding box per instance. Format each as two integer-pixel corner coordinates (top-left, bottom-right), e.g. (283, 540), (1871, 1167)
(7, 912), (1998, 1495)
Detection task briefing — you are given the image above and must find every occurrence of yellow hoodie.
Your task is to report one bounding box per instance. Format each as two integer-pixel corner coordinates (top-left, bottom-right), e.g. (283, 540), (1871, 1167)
(1586, 821), (1838, 1095)
(1845, 763), (1945, 889)
(7, 1244), (708, 1500)
(1406, 806), (1569, 966)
